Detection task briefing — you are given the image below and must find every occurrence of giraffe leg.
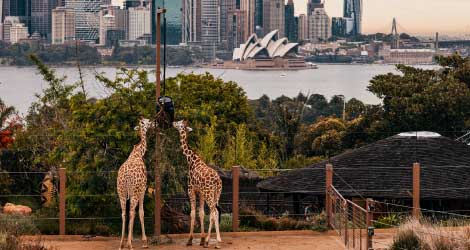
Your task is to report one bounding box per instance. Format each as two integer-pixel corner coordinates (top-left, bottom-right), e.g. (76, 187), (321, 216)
(214, 204), (222, 249)
(205, 202), (217, 248)
(187, 191), (196, 246)
(139, 196), (148, 248)
(199, 195), (206, 246)
(119, 199), (127, 250)
(127, 198), (138, 250)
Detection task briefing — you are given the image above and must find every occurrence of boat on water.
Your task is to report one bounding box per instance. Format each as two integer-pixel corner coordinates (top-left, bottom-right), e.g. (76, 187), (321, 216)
(280, 73), (287, 77)
(306, 62), (318, 69)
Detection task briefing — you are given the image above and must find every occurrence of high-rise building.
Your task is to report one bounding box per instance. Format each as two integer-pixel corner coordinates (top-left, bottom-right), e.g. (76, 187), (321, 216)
(9, 22), (28, 43)
(262, 0), (284, 37)
(99, 6), (116, 46)
(308, 7), (330, 42)
(227, 9), (244, 51)
(65, 0), (102, 41)
(182, 0), (201, 43)
(284, 0), (297, 42)
(254, 0), (262, 35)
(51, 7), (75, 44)
(331, 16), (353, 37)
(5, 0), (30, 28)
(298, 13), (307, 41)
(343, 0), (362, 35)
(114, 8), (128, 39)
(240, 0), (254, 40)
(30, 0), (55, 40)
(307, 0), (323, 15)
(220, 0), (235, 49)
(152, 0), (182, 45)
(105, 29), (125, 47)
(200, 0), (219, 59)
(128, 6), (150, 40)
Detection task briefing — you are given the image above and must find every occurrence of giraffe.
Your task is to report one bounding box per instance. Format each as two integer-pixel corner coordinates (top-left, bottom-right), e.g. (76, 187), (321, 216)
(173, 120), (223, 249)
(117, 117), (154, 250)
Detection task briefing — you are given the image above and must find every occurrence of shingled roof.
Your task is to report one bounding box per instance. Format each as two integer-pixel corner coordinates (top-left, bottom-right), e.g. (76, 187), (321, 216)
(257, 132), (470, 199)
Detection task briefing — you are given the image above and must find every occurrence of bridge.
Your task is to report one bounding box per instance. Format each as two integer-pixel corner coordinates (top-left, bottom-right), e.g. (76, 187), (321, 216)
(438, 40), (470, 48)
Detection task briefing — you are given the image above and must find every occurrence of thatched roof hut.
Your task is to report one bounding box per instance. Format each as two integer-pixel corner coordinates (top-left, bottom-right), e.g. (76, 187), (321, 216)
(257, 132), (470, 202)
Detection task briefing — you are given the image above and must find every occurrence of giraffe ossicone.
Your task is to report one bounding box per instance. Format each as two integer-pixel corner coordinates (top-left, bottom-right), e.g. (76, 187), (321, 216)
(117, 117), (154, 250)
(173, 119), (223, 249)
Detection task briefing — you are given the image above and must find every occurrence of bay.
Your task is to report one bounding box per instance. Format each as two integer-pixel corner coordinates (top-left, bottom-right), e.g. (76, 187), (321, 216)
(0, 64), (427, 115)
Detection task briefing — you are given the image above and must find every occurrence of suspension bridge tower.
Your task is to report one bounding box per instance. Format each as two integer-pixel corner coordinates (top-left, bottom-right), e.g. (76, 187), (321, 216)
(391, 17), (400, 49)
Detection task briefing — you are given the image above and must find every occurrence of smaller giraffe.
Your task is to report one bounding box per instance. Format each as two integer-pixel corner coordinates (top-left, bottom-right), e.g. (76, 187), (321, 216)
(173, 120), (223, 249)
(117, 117), (154, 250)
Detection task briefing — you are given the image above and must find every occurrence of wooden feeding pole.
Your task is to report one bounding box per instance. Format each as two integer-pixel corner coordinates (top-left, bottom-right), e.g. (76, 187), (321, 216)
(412, 162), (421, 219)
(154, 7), (166, 237)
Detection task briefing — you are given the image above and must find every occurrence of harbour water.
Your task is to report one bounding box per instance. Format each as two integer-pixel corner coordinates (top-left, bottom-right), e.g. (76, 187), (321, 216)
(0, 64), (433, 115)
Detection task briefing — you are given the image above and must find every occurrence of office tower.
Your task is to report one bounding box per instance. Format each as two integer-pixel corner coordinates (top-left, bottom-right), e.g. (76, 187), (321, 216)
(114, 8), (128, 39)
(128, 6), (150, 40)
(343, 0), (362, 35)
(227, 9), (244, 51)
(298, 14), (307, 41)
(9, 22), (28, 43)
(124, 0), (148, 8)
(240, 0), (254, 40)
(308, 7), (330, 42)
(200, 0), (219, 59)
(5, 0), (30, 28)
(30, 0), (55, 40)
(307, 0), (323, 15)
(51, 7), (75, 44)
(262, 0), (284, 37)
(152, 0), (182, 45)
(254, 0), (262, 35)
(220, 0), (235, 49)
(284, 0), (296, 42)
(99, 6), (116, 45)
(182, 0), (201, 43)
(332, 16), (353, 37)
(65, 0), (102, 41)
(106, 29), (124, 46)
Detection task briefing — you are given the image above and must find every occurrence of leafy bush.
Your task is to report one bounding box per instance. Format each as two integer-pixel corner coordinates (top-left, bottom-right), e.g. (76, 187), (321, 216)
(391, 228), (429, 250)
(239, 208), (326, 231)
(0, 214), (51, 250)
(374, 213), (402, 229)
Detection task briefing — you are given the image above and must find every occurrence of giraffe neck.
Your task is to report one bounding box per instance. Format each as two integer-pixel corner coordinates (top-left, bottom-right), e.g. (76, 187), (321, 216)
(132, 132), (147, 159)
(178, 130), (198, 170)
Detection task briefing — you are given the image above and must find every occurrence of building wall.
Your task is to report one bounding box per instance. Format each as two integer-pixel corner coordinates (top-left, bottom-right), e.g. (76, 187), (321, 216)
(182, 0), (201, 43)
(308, 8), (330, 42)
(2, 16), (19, 42)
(128, 7), (150, 40)
(254, 0), (262, 35)
(51, 7), (75, 44)
(343, 0), (362, 35)
(9, 22), (28, 43)
(262, 0), (284, 37)
(284, 0), (296, 42)
(65, 0), (101, 41)
(220, 0), (235, 49)
(240, 0), (254, 41)
(99, 14), (115, 46)
(298, 14), (307, 41)
(227, 9), (244, 51)
(31, 0), (55, 40)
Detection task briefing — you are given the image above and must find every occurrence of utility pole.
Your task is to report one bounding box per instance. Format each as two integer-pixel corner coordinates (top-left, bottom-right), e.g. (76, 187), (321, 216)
(154, 6), (166, 237)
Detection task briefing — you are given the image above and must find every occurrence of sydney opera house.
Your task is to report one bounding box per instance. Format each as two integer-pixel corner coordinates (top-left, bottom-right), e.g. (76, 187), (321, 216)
(223, 30), (310, 70)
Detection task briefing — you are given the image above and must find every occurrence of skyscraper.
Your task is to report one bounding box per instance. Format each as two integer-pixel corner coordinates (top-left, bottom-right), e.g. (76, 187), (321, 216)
(262, 0), (284, 37)
(152, 0), (182, 45)
(220, 0), (235, 49)
(284, 0), (296, 42)
(5, 0), (30, 28)
(182, 0), (201, 43)
(240, 0), (254, 40)
(343, 0), (362, 35)
(31, 0), (55, 40)
(254, 0), (262, 35)
(128, 6), (150, 40)
(298, 13), (307, 41)
(51, 7), (75, 44)
(332, 16), (353, 37)
(307, 0), (323, 15)
(308, 7), (330, 42)
(200, 0), (219, 59)
(65, 0), (102, 41)
(227, 9), (244, 51)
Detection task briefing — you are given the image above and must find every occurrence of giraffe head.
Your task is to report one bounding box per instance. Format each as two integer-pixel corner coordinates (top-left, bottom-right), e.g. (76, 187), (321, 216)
(172, 120), (193, 134)
(134, 117), (154, 137)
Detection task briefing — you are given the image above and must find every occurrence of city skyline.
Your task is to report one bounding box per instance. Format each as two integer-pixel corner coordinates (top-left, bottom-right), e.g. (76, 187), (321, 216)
(294, 0), (470, 36)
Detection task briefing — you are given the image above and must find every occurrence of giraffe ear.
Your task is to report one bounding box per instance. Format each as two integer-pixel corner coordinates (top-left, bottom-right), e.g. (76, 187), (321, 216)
(186, 126), (193, 132)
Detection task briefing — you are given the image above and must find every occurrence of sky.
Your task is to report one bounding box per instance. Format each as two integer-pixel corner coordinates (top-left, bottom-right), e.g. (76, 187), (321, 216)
(293, 0), (470, 36)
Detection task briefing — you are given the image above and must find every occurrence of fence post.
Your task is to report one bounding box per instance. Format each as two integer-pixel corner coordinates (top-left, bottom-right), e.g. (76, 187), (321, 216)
(232, 166), (240, 232)
(59, 168), (66, 235)
(326, 164), (333, 228)
(366, 198), (374, 250)
(413, 162), (421, 219)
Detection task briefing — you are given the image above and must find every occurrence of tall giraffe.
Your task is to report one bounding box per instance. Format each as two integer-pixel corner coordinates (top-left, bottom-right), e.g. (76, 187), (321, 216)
(117, 118), (153, 250)
(173, 120), (223, 249)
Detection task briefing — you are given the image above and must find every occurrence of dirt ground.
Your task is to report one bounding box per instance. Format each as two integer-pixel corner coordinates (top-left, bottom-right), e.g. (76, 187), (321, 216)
(33, 231), (356, 250)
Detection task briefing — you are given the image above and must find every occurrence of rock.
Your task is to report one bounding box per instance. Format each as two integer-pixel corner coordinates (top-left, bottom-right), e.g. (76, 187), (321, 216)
(2, 203), (32, 216)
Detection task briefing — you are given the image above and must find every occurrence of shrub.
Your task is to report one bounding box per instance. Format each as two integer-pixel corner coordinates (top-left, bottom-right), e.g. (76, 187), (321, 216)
(374, 213), (402, 229)
(0, 214), (51, 250)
